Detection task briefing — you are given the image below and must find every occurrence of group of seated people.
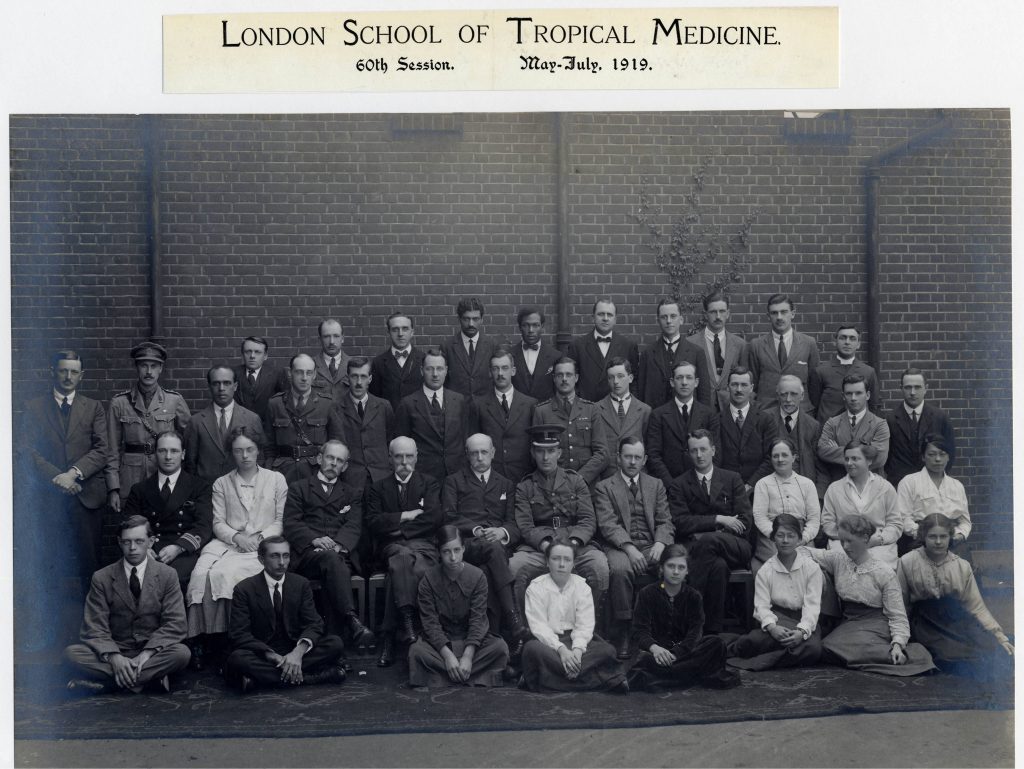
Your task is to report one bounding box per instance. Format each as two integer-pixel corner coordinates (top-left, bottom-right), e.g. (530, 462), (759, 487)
(25, 291), (1012, 696)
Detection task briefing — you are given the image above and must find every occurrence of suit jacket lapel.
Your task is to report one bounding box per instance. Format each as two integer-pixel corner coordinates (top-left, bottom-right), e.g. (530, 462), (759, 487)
(164, 474), (192, 513)
(450, 334), (472, 376)
(416, 392), (443, 438)
(640, 474), (658, 532)
(65, 397), (87, 439)
(43, 397), (65, 438)
(200, 408), (225, 454)
(609, 474), (633, 530)
(111, 563), (137, 612)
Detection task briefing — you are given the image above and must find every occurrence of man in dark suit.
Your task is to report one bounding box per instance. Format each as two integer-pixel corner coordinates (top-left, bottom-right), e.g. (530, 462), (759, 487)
(817, 374), (890, 482)
(773, 376), (829, 499)
(333, 356), (395, 490)
(283, 439), (375, 648)
(884, 367), (956, 488)
(123, 432), (213, 591)
(233, 336), (287, 422)
(224, 536), (346, 693)
(568, 297), (640, 403)
(594, 357), (652, 480)
(63, 515), (191, 694)
(440, 297), (500, 398)
(593, 437), (674, 658)
(645, 360), (719, 485)
(185, 365), (265, 483)
(637, 297), (710, 409)
(686, 291), (749, 414)
(510, 306), (562, 402)
(469, 347), (537, 483)
(18, 350), (118, 603)
(667, 430), (753, 634)
(442, 433), (526, 643)
(365, 437), (444, 666)
(311, 319), (351, 404)
(263, 354), (344, 483)
(394, 348), (469, 483)
(809, 325), (881, 422)
(369, 312), (425, 410)
(717, 367), (777, 493)
(747, 293), (821, 413)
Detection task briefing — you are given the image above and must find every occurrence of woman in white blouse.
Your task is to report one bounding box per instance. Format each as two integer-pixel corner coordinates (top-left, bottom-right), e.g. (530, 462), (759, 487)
(821, 441), (902, 570)
(521, 539), (627, 692)
(897, 513), (1012, 680)
(729, 514), (823, 670)
(803, 514), (935, 676)
(751, 438), (821, 569)
(896, 434), (971, 556)
(186, 426), (289, 640)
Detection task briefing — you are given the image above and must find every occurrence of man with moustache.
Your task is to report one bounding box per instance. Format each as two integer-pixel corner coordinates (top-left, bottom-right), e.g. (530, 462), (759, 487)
(747, 294), (820, 413)
(370, 312), (425, 410)
(312, 319), (351, 404)
(263, 354), (344, 484)
(283, 439), (375, 647)
(185, 365), (265, 483)
(568, 297), (640, 403)
(333, 356), (395, 490)
(772, 375), (829, 499)
(594, 357), (651, 480)
(108, 342), (191, 512)
(686, 291), (748, 414)
(441, 297), (499, 398)
(636, 297), (709, 410)
(510, 307), (562, 402)
(469, 347), (538, 483)
(645, 360), (719, 486)
(233, 336), (287, 422)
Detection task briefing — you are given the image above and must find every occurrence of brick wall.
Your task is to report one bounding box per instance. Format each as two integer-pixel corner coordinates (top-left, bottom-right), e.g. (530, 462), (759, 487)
(10, 109), (1012, 548)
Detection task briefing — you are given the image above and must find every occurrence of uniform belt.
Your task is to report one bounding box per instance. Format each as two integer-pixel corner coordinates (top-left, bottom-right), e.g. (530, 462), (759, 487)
(124, 442), (155, 454)
(284, 445), (319, 459)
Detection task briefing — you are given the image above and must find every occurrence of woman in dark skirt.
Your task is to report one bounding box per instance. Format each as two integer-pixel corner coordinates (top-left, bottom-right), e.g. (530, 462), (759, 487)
(408, 525), (510, 688)
(628, 544), (741, 689)
(729, 514), (824, 671)
(520, 539), (627, 693)
(897, 513), (1013, 680)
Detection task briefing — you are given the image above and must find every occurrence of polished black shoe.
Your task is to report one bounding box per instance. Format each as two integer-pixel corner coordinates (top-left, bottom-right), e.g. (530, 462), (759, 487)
(376, 636), (396, 667)
(398, 607), (418, 645)
(340, 659), (353, 673)
(238, 674), (256, 695)
(505, 610), (530, 642)
(347, 612), (376, 648)
(702, 669), (741, 690)
(306, 666), (346, 686)
(67, 678), (108, 695)
(609, 678), (631, 695)
(156, 675), (172, 694)
(611, 622), (632, 660)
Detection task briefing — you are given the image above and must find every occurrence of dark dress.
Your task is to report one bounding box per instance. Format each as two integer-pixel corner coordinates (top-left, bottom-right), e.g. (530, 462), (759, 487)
(628, 581), (730, 688)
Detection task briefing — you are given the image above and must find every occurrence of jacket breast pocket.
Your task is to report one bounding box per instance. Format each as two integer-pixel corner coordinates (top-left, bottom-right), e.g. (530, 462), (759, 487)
(154, 413), (176, 431)
(272, 418), (292, 430)
(306, 417), (328, 438)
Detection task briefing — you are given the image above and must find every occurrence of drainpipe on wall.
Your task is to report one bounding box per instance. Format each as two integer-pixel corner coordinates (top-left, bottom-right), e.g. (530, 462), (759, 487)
(864, 110), (952, 371)
(141, 115), (165, 345)
(554, 113), (573, 352)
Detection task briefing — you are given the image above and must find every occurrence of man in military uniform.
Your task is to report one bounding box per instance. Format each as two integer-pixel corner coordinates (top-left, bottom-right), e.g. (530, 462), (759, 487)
(510, 425), (609, 614)
(311, 319), (351, 403)
(531, 357), (609, 486)
(263, 353), (344, 484)
(108, 342), (191, 512)
(123, 431), (213, 592)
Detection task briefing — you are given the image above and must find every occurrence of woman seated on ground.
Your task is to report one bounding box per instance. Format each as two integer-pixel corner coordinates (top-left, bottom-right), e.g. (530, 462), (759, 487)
(521, 538), (627, 693)
(897, 513), (1013, 680)
(408, 525), (510, 688)
(896, 435), (971, 557)
(628, 544), (741, 690)
(802, 514), (935, 676)
(821, 441), (902, 570)
(729, 514), (823, 671)
(752, 438), (821, 570)
(186, 426), (289, 645)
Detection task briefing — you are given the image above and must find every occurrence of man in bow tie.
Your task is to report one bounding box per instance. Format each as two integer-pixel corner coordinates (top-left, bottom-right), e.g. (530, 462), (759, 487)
(283, 439), (375, 649)
(510, 307), (563, 402)
(370, 312), (426, 410)
(568, 297), (639, 403)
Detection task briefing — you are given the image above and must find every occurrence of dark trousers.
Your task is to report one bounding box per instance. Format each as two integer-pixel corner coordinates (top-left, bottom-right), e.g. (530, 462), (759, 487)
(462, 537), (516, 627)
(686, 531), (752, 633)
(292, 548), (357, 635)
(224, 634), (345, 688)
(380, 539), (438, 631)
(154, 537), (200, 596)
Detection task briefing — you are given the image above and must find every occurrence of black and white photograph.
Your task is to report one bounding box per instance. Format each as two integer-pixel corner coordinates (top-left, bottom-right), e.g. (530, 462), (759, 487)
(3, 3), (1020, 768)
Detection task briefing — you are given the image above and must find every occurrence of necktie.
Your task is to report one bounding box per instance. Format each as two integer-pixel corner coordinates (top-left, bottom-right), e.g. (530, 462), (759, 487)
(246, 372), (256, 390)
(851, 415), (857, 432)
(777, 336), (788, 367)
(616, 398), (626, 419)
(130, 567), (141, 602)
(680, 404), (689, 423)
(713, 334), (724, 373)
(398, 481), (408, 510)
(295, 395), (305, 411)
(785, 415), (793, 433)
(523, 343), (539, 352)
(357, 400), (365, 420)
(468, 338), (475, 362)
(273, 582), (283, 625)
(701, 476), (710, 500)
(910, 410), (918, 425)
(329, 356), (337, 376)
(161, 477), (172, 502)
(218, 407), (227, 440)
(59, 396), (71, 424)
(479, 474), (487, 485)
(501, 393), (510, 419)
(629, 478), (638, 497)
(562, 397), (572, 414)
(431, 392), (442, 415)
(735, 409), (744, 430)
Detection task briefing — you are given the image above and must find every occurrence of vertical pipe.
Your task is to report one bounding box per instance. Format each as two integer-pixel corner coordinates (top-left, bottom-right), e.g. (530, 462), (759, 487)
(141, 115), (164, 344)
(865, 168), (881, 370)
(554, 113), (572, 352)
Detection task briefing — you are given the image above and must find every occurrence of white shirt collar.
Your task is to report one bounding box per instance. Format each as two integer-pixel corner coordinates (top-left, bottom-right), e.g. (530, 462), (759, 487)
(423, 385), (444, 404)
(620, 471), (640, 487)
(611, 392), (631, 404)
(157, 469), (182, 491)
(776, 328), (794, 344)
(904, 402), (923, 417)
(780, 409), (798, 424)
(495, 387), (514, 403)
(696, 467), (715, 483)
(123, 557), (149, 584)
(731, 402), (751, 419)
(323, 353), (340, 367)
(844, 471), (878, 490)
(836, 355), (856, 365)
(846, 409), (867, 425)
(215, 400), (235, 418)
(462, 333), (478, 350)
(674, 396), (694, 410)
(53, 389), (77, 405)
(350, 393), (368, 406)
(662, 335), (681, 346)
(475, 469), (491, 484)
(594, 330), (613, 341)
(704, 328), (724, 343)
(264, 571), (286, 595)
(316, 471), (335, 486)
(245, 366), (262, 379)
(395, 473), (413, 485)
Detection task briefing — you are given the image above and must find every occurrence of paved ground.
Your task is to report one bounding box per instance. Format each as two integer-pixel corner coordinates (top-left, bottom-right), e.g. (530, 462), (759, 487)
(14, 709), (1014, 767)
